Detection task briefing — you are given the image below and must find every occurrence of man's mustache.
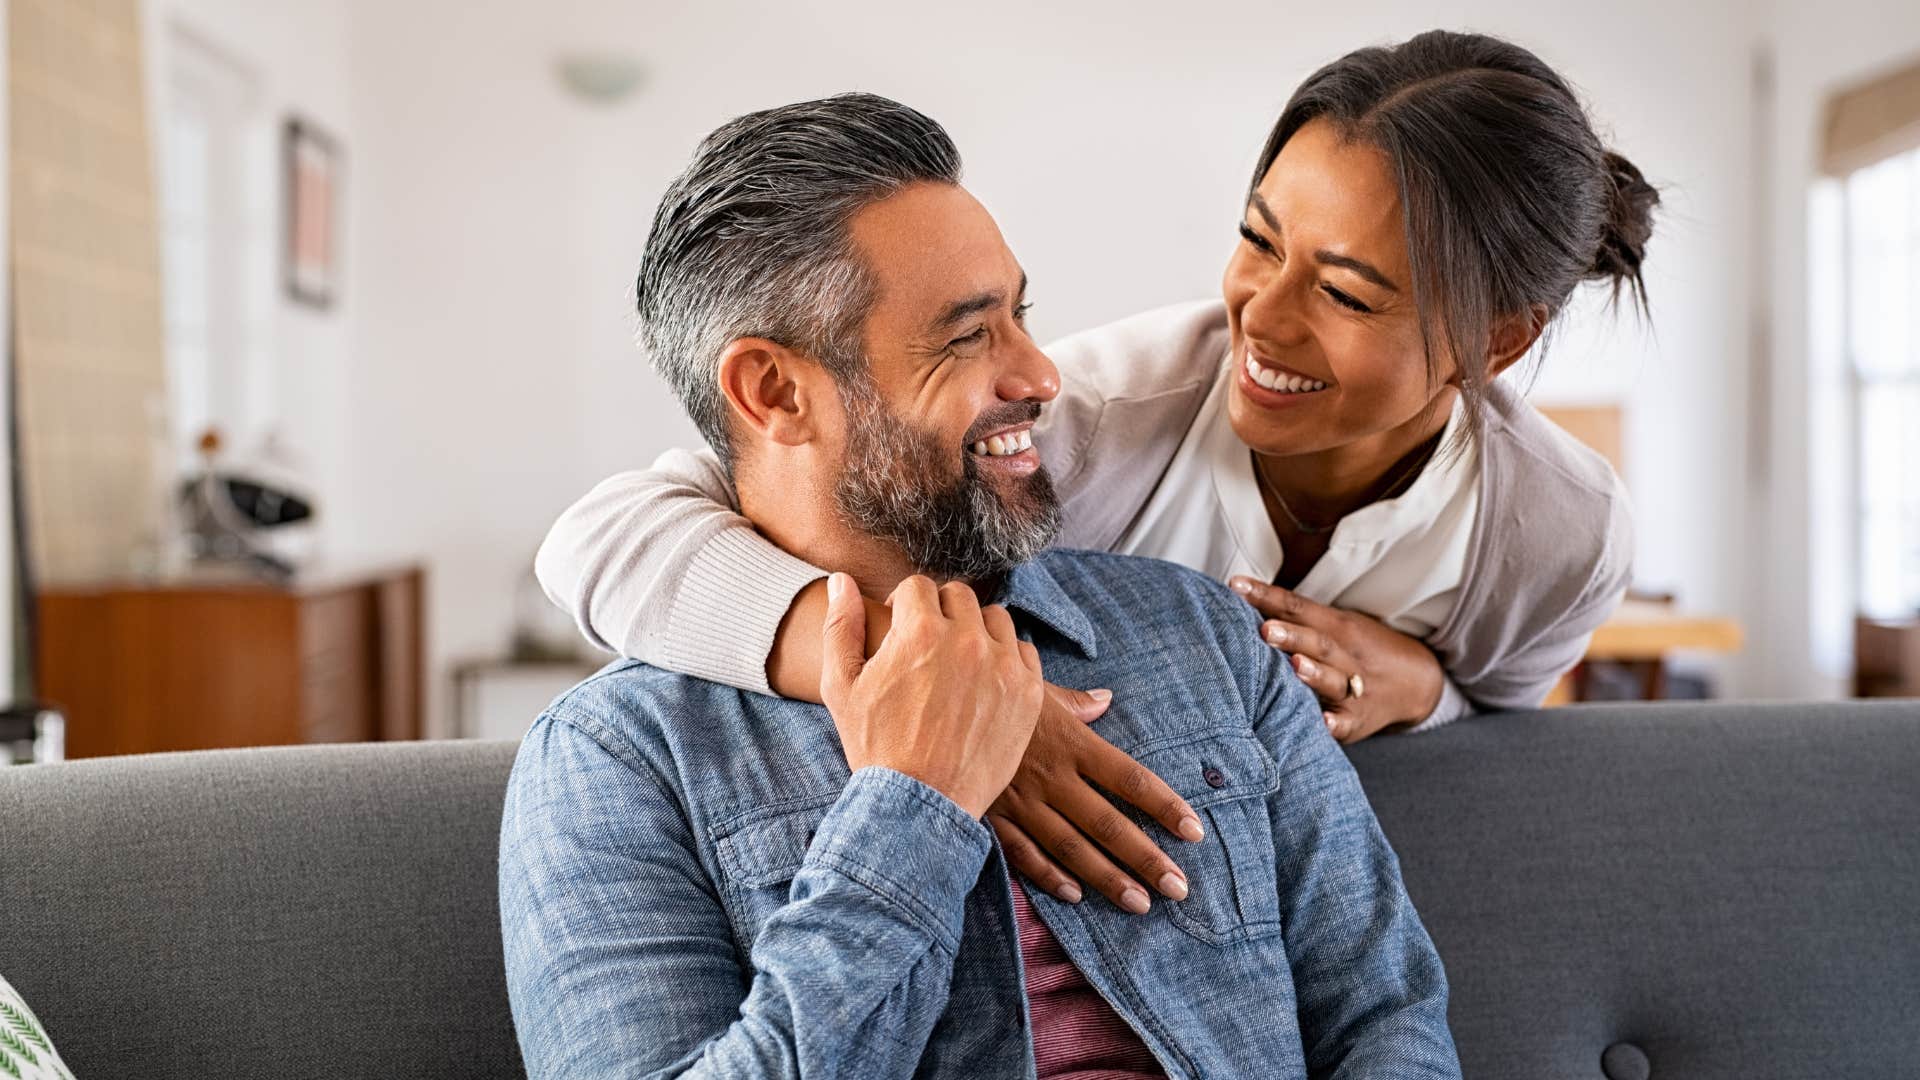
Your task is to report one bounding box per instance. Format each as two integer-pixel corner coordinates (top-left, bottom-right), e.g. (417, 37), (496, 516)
(962, 401), (1044, 446)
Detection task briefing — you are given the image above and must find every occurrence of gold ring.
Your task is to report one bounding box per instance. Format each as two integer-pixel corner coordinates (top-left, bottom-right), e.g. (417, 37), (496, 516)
(1347, 673), (1365, 701)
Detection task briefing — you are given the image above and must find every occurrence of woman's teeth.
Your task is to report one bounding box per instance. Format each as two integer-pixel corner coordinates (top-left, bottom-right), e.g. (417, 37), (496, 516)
(1246, 356), (1327, 394)
(971, 429), (1034, 457)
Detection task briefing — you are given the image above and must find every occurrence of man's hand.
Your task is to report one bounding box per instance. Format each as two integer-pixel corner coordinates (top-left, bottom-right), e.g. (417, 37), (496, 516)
(820, 572), (1044, 819)
(1230, 577), (1446, 743)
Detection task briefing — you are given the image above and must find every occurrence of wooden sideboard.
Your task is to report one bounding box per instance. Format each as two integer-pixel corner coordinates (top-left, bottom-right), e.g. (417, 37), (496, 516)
(36, 564), (424, 758)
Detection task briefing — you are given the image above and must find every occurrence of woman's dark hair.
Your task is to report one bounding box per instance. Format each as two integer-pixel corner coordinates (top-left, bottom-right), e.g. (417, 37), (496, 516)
(1252, 30), (1659, 446)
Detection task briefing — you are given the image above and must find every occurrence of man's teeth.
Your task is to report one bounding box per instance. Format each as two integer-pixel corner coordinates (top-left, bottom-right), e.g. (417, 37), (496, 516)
(1246, 356), (1328, 394)
(970, 429), (1034, 457)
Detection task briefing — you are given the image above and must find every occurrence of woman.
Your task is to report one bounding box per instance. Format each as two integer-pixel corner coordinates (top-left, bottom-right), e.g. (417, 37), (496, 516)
(536, 30), (1653, 912)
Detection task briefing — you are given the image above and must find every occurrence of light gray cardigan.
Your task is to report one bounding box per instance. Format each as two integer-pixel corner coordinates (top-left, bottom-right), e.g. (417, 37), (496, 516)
(536, 300), (1634, 725)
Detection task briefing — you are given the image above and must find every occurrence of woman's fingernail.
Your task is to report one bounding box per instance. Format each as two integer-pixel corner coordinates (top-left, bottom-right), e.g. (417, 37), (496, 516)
(1230, 578), (1254, 595)
(1324, 712), (1338, 732)
(1088, 688), (1112, 704)
(1297, 656), (1318, 678)
(1176, 816), (1205, 842)
(1157, 872), (1189, 901)
(1056, 882), (1084, 903)
(1120, 888), (1152, 915)
(826, 573), (846, 602)
(1265, 624), (1288, 647)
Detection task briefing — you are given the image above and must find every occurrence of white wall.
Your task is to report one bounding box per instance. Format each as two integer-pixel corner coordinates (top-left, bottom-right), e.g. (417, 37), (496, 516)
(142, 0), (357, 553)
(337, 3), (618, 733)
(332, 0), (1772, 715)
(1760, 0), (1920, 698)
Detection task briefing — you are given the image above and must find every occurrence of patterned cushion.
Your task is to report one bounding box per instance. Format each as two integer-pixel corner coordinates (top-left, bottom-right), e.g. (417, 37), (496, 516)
(0, 975), (72, 1080)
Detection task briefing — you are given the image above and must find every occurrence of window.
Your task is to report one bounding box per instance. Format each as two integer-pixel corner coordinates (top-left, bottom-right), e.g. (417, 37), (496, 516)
(159, 26), (269, 469)
(1842, 145), (1920, 618)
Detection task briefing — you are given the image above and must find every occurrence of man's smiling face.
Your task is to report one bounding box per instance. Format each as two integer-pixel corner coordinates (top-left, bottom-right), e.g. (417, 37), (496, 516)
(827, 181), (1065, 581)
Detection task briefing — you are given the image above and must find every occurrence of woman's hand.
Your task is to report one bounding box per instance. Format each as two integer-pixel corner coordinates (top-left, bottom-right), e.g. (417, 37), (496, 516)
(790, 576), (1202, 913)
(1228, 577), (1445, 744)
(985, 684), (1206, 914)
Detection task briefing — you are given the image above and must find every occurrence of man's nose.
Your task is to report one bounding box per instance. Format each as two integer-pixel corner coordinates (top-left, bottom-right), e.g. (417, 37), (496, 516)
(995, 332), (1060, 404)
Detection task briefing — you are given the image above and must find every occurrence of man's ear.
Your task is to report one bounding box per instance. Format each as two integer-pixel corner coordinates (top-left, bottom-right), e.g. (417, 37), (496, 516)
(1482, 304), (1550, 382)
(716, 338), (822, 448)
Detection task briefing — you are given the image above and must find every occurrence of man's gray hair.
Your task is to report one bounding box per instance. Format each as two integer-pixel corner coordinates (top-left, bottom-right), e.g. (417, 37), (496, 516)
(636, 93), (964, 470)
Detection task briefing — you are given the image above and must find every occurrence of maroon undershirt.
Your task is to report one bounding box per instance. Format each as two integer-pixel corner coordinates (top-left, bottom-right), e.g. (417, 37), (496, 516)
(1010, 883), (1166, 1079)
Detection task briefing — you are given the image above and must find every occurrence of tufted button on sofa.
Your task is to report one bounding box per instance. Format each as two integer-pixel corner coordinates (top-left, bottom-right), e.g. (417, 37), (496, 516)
(1601, 1042), (1652, 1079)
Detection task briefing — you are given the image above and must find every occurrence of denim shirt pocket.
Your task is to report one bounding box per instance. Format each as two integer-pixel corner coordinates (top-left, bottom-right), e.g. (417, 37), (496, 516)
(712, 793), (841, 927)
(1131, 731), (1283, 946)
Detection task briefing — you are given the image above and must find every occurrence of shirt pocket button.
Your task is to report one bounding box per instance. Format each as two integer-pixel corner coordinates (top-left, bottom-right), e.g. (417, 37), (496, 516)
(1130, 735), (1283, 945)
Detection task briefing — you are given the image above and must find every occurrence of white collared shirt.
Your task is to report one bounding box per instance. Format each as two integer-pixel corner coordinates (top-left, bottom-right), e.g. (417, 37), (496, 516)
(1112, 358), (1480, 638)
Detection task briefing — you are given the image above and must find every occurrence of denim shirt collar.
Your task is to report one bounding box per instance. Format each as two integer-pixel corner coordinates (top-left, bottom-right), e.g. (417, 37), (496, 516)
(995, 558), (1100, 660)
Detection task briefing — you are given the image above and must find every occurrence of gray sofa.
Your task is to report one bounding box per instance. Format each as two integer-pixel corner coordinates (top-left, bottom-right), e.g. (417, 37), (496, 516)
(3, 701), (1917, 1078)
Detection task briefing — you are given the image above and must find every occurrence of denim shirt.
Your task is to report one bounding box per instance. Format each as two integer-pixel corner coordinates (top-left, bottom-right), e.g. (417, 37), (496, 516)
(499, 550), (1459, 1079)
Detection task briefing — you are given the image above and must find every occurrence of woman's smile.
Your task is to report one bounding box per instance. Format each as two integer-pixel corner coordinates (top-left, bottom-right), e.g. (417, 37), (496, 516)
(1234, 339), (1332, 409)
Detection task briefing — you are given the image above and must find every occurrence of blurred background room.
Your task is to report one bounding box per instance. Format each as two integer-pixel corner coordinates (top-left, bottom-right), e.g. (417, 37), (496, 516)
(3, 0), (1918, 761)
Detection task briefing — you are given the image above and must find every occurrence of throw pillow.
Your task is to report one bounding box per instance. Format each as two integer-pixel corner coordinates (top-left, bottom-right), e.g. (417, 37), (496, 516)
(0, 974), (73, 1080)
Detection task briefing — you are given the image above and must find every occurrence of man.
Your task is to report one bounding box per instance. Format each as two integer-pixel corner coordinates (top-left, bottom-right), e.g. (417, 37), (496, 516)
(499, 93), (1458, 1078)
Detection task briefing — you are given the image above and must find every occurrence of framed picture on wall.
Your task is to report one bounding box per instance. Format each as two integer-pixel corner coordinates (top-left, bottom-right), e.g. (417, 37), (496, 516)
(283, 117), (341, 309)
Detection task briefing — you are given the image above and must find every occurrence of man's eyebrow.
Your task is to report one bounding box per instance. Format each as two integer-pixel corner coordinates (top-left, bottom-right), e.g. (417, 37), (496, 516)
(1246, 193), (1401, 294)
(928, 272), (1029, 335)
(929, 290), (1002, 335)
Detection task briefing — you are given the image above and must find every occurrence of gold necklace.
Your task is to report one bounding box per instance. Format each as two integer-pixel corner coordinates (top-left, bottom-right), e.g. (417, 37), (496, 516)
(1252, 439), (1440, 537)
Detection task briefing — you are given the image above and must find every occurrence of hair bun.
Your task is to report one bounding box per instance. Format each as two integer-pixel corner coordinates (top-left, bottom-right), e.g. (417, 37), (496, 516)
(1591, 149), (1659, 307)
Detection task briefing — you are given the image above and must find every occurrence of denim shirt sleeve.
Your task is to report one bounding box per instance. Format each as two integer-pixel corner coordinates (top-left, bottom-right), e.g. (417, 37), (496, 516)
(498, 712), (993, 1078)
(1246, 642), (1463, 1078)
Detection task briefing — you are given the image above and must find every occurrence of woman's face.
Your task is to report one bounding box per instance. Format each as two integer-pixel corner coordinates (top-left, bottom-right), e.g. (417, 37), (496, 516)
(1222, 117), (1453, 459)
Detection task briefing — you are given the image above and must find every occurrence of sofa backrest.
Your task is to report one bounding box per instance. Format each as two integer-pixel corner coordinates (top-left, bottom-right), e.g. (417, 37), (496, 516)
(1352, 700), (1920, 1079)
(1, 740), (525, 1078)
(3, 702), (1917, 1078)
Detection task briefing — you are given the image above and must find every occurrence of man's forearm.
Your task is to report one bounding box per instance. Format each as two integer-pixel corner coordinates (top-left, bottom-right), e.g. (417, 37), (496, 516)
(658, 767), (990, 1078)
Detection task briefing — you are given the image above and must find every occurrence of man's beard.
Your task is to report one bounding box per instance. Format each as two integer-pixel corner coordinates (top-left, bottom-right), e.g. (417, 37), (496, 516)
(833, 382), (1062, 581)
